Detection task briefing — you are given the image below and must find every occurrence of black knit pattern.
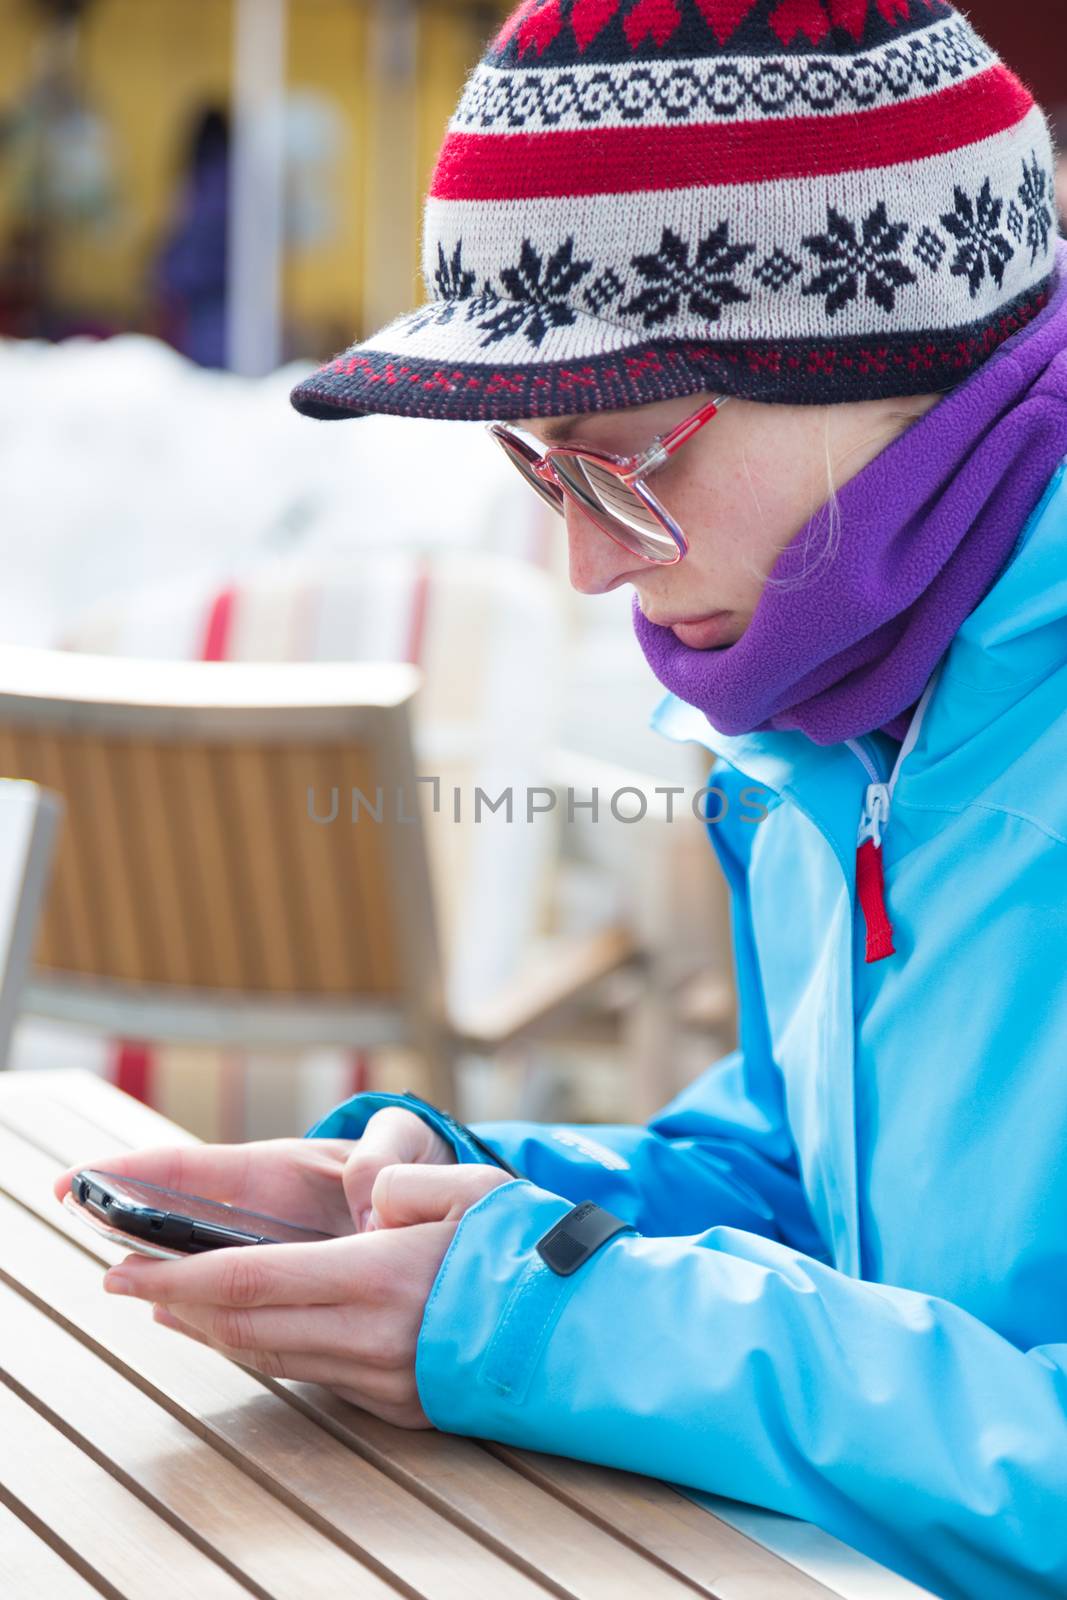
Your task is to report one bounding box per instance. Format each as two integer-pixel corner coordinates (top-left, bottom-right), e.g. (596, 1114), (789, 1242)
(458, 18), (990, 127)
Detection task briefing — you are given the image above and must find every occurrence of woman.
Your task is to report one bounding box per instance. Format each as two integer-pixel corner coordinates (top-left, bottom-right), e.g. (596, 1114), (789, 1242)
(55, 5), (1067, 1596)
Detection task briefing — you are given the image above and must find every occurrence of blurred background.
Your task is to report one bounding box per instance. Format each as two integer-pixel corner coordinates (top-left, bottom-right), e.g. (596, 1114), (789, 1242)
(0, 0), (503, 360)
(0, 0), (1063, 1143)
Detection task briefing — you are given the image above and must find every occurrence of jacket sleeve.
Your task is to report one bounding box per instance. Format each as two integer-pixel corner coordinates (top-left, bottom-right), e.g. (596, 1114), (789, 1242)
(414, 1176), (1067, 1600)
(305, 762), (827, 1261)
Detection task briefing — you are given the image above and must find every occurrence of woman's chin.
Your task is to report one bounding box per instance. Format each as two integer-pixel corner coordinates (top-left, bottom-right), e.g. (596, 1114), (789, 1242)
(669, 612), (735, 649)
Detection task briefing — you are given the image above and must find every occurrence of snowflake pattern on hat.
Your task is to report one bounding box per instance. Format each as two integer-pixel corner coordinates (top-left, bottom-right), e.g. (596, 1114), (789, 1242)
(941, 180), (1014, 297)
(801, 201), (918, 317)
(479, 238), (595, 345)
(1017, 151), (1057, 265)
(620, 223), (754, 325)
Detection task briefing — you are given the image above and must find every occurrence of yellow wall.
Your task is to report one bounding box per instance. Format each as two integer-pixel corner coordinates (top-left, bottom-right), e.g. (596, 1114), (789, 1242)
(0, 0), (507, 352)
(0, 7), (38, 233)
(286, 0), (370, 349)
(43, 0), (232, 323)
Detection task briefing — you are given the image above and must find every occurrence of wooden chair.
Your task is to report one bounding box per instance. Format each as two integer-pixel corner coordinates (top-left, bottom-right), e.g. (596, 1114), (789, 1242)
(0, 644), (641, 1116)
(0, 779), (62, 1071)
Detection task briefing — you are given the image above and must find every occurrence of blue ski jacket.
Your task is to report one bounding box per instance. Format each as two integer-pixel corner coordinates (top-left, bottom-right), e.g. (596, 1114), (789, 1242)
(306, 455), (1067, 1600)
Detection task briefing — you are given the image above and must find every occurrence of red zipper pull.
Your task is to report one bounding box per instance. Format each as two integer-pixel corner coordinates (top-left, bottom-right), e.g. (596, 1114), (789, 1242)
(856, 837), (895, 962)
(855, 780), (895, 963)
(849, 668), (944, 963)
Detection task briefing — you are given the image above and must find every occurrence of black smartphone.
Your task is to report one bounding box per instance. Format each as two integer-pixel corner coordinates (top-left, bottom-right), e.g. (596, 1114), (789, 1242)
(69, 1168), (339, 1254)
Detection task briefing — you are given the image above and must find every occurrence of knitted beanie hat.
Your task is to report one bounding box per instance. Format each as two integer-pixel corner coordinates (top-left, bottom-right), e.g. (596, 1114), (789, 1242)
(290, 0), (1060, 424)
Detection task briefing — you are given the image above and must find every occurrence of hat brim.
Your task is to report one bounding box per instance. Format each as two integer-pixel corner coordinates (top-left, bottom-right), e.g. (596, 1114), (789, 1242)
(288, 296), (739, 423)
(289, 262), (1061, 422)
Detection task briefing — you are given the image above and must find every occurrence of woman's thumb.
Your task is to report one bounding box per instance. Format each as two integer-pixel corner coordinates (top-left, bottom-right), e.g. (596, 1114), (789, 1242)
(342, 1108), (453, 1228)
(370, 1162), (513, 1229)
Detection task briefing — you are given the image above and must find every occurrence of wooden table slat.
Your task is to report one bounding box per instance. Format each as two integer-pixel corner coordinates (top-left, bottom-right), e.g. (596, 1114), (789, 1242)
(0, 1066), (204, 1145)
(0, 1498), (107, 1600)
(279, 1381), (753, 1600)
(0, 1081), (148, 1169)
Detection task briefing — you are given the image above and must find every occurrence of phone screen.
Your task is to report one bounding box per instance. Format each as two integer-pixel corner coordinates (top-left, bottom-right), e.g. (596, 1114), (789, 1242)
(74, 1169), (337, 1247)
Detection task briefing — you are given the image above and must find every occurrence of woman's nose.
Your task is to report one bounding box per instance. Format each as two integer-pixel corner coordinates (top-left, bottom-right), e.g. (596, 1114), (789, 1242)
(562, 498), (645, 595)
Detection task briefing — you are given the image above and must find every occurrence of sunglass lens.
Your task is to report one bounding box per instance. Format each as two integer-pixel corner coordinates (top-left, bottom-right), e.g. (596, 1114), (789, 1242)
(550, 453), (680, 562)
(494, 433), (565, 514)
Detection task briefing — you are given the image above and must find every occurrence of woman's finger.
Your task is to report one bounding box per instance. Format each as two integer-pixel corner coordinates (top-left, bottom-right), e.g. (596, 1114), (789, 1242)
(152, 1303), (211, 1346)
(342, 1108), (454, 1228)
(54, 1138), (358, 1234)
(104, 1232), (376, 1309)
(157, 1297), (398, 1366)
(54, 1145), (194, 1203)
(53, 1142), (258, 1207)
(371, 1161), (515, 1229)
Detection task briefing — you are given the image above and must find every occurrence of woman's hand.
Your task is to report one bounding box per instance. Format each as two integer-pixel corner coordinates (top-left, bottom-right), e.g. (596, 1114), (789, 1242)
(96, 1161), (513, 1429)
(52, 1107), (456, 1239)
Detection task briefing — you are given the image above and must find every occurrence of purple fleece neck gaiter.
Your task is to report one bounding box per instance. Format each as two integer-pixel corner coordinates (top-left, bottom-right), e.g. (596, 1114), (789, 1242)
(632, 239), (1067, 748)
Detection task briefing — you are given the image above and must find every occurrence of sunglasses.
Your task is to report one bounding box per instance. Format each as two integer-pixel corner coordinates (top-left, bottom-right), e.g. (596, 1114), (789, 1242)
(487, 394), (732, 565)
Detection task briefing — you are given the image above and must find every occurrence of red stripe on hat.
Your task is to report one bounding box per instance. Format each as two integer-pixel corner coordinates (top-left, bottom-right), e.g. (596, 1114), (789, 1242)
(432, 65), (1033, 200)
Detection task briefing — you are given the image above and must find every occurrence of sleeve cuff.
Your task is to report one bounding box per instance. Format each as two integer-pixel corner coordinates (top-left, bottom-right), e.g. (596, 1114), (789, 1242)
(415, 1177), (637, 1434)
(303, 1088), (522, 1173)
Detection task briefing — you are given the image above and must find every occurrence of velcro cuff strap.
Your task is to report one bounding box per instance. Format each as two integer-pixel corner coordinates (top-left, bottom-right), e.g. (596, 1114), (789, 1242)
(534, 1199), (634, 1276)
(399, 1089), (525, 1179)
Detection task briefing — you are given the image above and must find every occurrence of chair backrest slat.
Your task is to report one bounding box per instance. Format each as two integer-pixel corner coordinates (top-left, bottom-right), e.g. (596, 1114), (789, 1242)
(169, 740), (253, 989)
(333, 741), (402, 995)
(276, 745), (363, 995)
(123, 738), (201, 987)
(81, 733), (154, 983)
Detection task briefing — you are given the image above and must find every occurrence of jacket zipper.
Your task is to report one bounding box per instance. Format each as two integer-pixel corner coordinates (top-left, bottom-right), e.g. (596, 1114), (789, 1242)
(842, 665), (944, 964)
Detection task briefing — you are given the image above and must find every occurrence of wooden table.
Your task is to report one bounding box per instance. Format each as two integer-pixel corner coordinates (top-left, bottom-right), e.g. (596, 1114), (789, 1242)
(0, 1069), (934, 1600)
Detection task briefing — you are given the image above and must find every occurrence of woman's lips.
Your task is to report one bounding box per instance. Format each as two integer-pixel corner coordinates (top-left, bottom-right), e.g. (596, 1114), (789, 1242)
(666, 611), (734, 648)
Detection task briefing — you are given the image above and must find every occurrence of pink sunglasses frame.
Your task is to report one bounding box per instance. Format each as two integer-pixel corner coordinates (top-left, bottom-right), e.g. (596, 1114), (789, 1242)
(487, 393), (733, 565)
